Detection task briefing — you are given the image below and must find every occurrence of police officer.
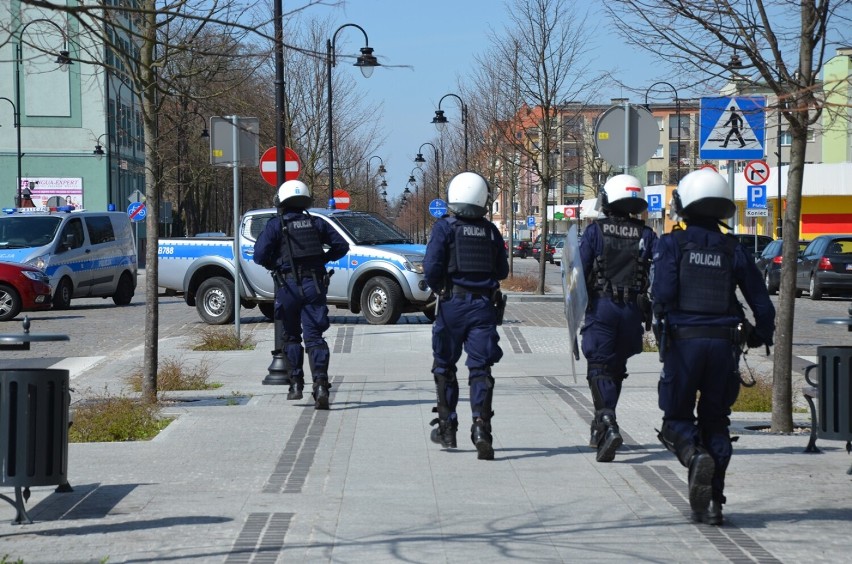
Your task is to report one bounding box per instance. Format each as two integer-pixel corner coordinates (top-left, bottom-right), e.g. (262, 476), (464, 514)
(253, 180), (349, 409)
(651, 168), (775, 526)
(423, 172), (509, 460)
(580, 174), (657, 463)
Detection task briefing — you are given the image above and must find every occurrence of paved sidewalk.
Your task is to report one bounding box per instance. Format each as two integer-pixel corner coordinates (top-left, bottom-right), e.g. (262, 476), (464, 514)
(1, 319), (850, 563)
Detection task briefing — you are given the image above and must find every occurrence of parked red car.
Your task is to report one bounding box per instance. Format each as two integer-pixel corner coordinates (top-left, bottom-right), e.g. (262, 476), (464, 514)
(0, 261), (52, 322)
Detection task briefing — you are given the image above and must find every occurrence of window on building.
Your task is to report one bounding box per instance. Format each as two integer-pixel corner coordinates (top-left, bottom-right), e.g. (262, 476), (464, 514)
(513, 201), (520, 213)
(655, 117), (664, 132)
(669, 114), (691, 139)
(647, 171), (663, 185)
(652, 144), (664, 158)
(780, 130), (792, 146)
(531, 205), (540, 215)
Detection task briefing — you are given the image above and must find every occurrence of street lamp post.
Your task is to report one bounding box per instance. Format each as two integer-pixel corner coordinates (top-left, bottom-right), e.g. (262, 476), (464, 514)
(414, 141), (440, 199)
(432, 93), (468, 170)
(264, 0), (290, 385)
(644, 81), (681, 184)
(0, 96), (21, 207)
(112, 76), (136, 204)
(93, 133), (113, 207)
(367, 155), (386, 212)
(327, 24), (380, 209)
(12, 18), (73, 207)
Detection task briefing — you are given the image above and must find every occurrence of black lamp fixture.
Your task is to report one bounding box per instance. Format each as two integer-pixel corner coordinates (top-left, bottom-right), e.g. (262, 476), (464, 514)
(431, 93), (468, 169)
(414, 141), (440, 199)
(644, 81), (682, 184)
(12, 18), (74, 207)
(93, 132), (108, 156)
(326, 23), (380, 209)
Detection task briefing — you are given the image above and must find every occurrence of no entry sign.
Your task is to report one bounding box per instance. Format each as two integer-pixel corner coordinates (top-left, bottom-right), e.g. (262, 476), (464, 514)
(744, 159), (770, 185)
(259, 147), (301, 186)
(333, 189), (351, 210)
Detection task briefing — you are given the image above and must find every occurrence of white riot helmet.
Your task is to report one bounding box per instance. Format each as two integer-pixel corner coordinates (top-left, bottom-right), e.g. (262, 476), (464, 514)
(274, 180), (312, 209)
(446, 172), (492, 218)
(600, 174), (647, 215)
(673, 168), (735, 220)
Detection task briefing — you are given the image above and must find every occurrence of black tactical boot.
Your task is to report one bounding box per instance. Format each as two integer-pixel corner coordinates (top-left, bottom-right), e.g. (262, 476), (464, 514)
(589, 420), (604, 449)
(430, 418), (458, 448)
(687, 450), (715, 516)
(704, 500), (724, 526)
(287, 376), (304, 400)
(471, 419), (494, 460)
(596, 414), (623, 463)
(313, 380), (330, 410)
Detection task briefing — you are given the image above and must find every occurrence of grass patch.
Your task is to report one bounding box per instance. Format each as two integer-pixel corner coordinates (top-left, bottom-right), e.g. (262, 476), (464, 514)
(733, 370), (773, 412)
(69, 390), (171, 443)
(127, 356), (221, 392)
(642, 331), (659, 353)
(501, 272), (540, 292)
(193, 328), (256, 351)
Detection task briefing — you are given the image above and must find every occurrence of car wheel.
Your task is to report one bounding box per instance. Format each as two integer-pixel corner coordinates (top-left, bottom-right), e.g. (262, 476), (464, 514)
(360, 276), (402, 325)
(196, 276), (235, 325)
(809, 274), (823, 300)
(764, 271), (777, 295)
(112, 272), (135, 305)
(52, 277), (73, 310)
(422, 306), (436, 323)
(258, 302), (275, 320)
(0, 284), (22, 322)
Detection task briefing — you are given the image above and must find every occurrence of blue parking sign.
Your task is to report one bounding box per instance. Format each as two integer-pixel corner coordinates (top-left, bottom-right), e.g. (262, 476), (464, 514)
(647, 194), (662, 212)
(527, 216), (535, 228)
(747, 185), (767, 209)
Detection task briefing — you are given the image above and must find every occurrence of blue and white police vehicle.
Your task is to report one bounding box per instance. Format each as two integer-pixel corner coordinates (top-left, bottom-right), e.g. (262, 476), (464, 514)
(157, 208), (434, 325)
(0, 207), (137, 308)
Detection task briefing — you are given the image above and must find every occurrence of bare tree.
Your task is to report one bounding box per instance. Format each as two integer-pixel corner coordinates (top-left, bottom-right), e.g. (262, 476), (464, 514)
(10, 0), (330, 403)
(487, 0), (600, 294)
(605, 0), (852, 431)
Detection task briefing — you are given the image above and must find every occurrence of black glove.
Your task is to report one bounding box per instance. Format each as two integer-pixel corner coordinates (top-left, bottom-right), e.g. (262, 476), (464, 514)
(746, 331), (764, 349)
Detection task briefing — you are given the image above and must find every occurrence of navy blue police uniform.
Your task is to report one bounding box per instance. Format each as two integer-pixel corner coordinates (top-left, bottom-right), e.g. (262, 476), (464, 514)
(254, 209), (349, 404)
(580, 216), (657, 460)
(423, 214), (509, 458)
(652, 219), (775, 520)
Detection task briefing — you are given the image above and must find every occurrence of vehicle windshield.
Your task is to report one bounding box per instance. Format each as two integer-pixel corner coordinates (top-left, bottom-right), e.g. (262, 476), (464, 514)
(331, 213), (412, 245)
(0, 216), (62, 248)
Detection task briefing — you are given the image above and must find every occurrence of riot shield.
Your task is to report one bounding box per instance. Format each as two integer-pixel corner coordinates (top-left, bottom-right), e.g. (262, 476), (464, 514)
(560, 224), (587, 382)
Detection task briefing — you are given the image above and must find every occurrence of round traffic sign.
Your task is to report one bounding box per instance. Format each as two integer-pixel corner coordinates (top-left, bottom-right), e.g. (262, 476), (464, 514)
(127, 202), (146, 222)
(744, 159), (770, 185)
(333, 189), (350, 210)
(259, 146), (301, 186)
(594, 104), (659, 169)
(429, 198), (447, 218)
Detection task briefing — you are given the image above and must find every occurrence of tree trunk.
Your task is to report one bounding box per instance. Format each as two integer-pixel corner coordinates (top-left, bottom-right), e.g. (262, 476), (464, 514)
(140, 1), (159, 404)
(771, 116), (808, 432)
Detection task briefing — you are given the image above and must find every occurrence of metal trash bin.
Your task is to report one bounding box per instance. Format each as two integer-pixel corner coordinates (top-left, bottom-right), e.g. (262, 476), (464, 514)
(1, 318), (71, 524)
(816, 346), (852, 441)
(0, 369), (70, 488)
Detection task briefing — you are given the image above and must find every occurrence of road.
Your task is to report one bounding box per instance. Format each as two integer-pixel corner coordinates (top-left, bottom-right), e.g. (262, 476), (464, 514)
(2, 266), (849, 369)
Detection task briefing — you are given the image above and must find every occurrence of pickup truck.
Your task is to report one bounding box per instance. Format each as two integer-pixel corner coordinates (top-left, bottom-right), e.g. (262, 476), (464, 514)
(158, 208), (435, 325)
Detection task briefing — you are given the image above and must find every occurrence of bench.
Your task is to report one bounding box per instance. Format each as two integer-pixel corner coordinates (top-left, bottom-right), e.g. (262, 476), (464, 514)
(802, 364), (820, 453)
(802, 363), (852, 475)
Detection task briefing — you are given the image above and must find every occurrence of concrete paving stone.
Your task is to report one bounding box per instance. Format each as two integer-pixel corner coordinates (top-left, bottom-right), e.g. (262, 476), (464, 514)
(1, 316), (851, 562)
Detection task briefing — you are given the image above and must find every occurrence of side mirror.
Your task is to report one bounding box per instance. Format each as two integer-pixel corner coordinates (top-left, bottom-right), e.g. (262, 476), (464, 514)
(58, 233), (75, 252)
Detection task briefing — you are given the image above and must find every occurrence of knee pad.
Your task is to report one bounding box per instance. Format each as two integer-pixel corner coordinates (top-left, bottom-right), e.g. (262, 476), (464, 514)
(588, 364), (622, 414)
(284, 342), (305, 378)
(658, 421), (702, 468)
(433, 366), (459, 420)
(306, 343), (330, 379)
(469, 370), (495, 421)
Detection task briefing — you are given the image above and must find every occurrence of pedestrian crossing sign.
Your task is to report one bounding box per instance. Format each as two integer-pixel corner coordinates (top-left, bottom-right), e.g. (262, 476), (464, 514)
(699, 96), (765, 160)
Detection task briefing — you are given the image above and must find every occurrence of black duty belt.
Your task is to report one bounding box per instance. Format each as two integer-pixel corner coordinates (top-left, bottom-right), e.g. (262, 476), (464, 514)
(452, 286), (490, 298)
(592, 288), (638, 302)
(671, 326), (738, 341)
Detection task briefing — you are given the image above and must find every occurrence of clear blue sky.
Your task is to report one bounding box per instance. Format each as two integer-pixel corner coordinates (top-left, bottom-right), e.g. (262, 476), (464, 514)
(312, 0), (665, 200)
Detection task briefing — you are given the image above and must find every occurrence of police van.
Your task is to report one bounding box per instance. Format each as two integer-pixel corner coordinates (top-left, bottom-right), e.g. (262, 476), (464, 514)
(0, 207), (137, 308)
